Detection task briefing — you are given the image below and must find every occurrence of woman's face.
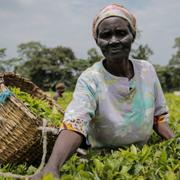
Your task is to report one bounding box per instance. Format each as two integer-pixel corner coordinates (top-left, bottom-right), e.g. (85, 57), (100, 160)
(97, 17), (134, 61)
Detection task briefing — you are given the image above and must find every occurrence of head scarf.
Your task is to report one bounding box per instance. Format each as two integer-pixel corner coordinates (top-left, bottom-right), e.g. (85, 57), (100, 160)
(92, 4), (136, 41)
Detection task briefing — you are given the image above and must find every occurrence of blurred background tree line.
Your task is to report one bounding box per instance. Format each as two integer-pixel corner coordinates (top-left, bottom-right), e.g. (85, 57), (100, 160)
(0, 37), (179, 92)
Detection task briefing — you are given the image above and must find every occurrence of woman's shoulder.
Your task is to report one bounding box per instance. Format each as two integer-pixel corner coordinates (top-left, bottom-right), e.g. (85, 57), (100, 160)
(80, 61), (103, 79)
(75, 62), (102, 93)
(131, 58), (153, 67)
(131, 58), (157, 81)
(131, 58), (155, 72)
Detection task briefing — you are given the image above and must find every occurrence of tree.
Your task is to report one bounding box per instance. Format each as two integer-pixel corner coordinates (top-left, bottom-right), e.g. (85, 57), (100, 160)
(131, 44), (153, 60)
(166, 37), (180, 91)
(0, 48), (6, 59)
(17, 41), (45, 61)
(155, 65), (180, 92)
(155, 65), (173, 91)
(169, 54), (180, 66)
(169, 37), (180, 66)
(173, 37), (180, 51)
(0, 48), (23, 72)
(2, 57), (22, 72)
(155, 37), (180, 92)
(15, 42), (76, 90)
(87, 48), (102, 64)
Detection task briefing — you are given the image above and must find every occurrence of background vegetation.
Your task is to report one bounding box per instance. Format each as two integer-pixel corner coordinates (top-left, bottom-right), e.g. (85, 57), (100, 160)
(0, 37), (180, 92)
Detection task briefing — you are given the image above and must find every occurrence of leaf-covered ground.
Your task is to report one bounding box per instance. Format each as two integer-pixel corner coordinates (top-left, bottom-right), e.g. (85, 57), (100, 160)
(0, 92), (179, 180)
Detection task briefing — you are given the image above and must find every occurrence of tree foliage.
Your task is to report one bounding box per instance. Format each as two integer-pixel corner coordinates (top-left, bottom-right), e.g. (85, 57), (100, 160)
(155, 37), (180, 91)
(17, 41), (45, 61)
(169, 37), (180, 66)
(0, 48), (21, 72)
(87, 48), (102, 64)
(15, 42), (77, 90)
(155, 65), (180, 92)
(0, 48), (6, 59)
(131, 44), (153, 60)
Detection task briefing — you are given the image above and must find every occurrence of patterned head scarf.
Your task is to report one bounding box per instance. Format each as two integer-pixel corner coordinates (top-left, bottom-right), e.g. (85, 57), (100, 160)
(92, 4), (136, 41)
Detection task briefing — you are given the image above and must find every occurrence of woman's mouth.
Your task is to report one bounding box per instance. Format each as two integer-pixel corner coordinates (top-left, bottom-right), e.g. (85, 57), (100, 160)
(109, 47), (123, 53)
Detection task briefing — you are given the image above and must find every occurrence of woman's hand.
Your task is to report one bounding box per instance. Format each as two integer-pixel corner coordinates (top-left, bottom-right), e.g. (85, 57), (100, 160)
(31, 166), (59, 180)
(31, 129), (83, 180)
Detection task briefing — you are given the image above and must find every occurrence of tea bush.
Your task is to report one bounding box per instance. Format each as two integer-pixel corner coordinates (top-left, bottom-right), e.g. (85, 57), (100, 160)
(0, 92), (179, 180)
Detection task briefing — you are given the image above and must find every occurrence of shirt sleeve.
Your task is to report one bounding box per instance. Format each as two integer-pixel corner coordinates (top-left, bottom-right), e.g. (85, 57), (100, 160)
(60, 74), (97, 137)
(152, 65), (169, 124)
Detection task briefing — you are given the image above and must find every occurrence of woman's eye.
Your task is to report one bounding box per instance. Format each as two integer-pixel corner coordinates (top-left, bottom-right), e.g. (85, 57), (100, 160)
(99, 32), (111, 38)
(116, 30), (127, 36)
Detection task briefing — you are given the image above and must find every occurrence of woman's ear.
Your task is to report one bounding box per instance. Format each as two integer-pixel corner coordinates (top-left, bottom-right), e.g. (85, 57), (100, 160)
(128, 24), (136, 43)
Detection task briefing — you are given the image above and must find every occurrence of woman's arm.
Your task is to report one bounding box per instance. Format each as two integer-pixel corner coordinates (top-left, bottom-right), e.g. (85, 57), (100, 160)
(153, 121), (175, 140)
(32, 129), (83, 179)
(150, 64), (175, 140)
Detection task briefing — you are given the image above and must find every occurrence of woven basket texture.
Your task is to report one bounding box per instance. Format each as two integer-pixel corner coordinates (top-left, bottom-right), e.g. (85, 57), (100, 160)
(0, 73), (64, 165)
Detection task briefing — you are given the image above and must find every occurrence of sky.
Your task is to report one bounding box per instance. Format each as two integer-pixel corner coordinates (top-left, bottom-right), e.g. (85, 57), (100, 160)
(0, 0), (180, 65)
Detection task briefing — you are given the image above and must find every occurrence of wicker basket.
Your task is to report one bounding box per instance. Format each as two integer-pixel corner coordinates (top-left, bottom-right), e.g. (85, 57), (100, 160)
(0, 72), (64, 165)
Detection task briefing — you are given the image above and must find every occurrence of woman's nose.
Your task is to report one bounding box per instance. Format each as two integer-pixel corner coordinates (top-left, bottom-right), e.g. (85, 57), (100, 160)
(109, 35), (119, 45)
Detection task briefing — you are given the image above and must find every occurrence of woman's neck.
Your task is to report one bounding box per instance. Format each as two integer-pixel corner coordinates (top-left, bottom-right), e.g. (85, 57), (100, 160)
(103, 58), (134, 79)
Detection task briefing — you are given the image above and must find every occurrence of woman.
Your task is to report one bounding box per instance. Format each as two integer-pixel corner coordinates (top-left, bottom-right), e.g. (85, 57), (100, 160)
(33, 4), (174, 179)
